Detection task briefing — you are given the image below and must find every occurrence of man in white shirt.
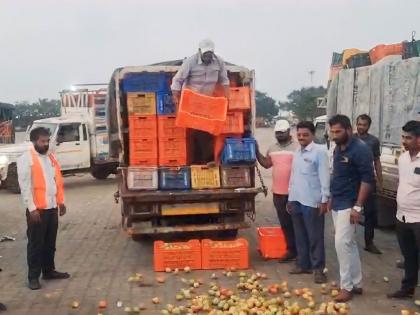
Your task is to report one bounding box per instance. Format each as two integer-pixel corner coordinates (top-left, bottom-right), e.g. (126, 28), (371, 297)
(17, 127), (69, 290)
(387, 120), (420, 299)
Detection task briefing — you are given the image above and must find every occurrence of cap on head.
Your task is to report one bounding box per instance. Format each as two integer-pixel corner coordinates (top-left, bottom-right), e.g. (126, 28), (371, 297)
(274, 120), (290, 132)
(199, 39), (215, 54)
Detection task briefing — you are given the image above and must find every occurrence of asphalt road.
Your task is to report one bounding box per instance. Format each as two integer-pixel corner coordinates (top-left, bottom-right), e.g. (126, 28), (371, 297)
(0, 128), (415, 315)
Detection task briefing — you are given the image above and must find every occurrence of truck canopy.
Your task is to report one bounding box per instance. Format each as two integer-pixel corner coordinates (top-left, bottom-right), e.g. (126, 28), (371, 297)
(106, 59), (255, 162)
(327, 56), (420, 146)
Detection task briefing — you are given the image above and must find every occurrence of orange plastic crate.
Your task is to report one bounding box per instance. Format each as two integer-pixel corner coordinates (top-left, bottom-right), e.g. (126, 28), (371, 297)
(257, 227), (287, 259)
(128, 115), (157, 138)
(369, 43), (403, 64)
(229, 87), (251, 111)
(158, 137), (187, 166)
(201, 238), (249, 270)
(154, 240), (202, 272)
(222, 111), (244, 134)
(158, 115), (186, 138)
(176, 89), (228, 135)
(129, 138), (158, 166)
(130, 157), (158, 166)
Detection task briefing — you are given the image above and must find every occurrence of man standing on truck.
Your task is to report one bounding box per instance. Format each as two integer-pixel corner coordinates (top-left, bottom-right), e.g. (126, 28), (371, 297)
(171, 39), (230, 163)
(17, 127), (70, 290)
(387, 121), (420, 300)
(288, 121), (330, 284)
(256, 120), (299, 263)
(328, 115), (374, 303)
(354, 114), (383, 255)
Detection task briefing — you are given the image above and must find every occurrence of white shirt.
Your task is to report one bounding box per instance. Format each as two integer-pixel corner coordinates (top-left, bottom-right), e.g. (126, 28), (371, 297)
(396, 151), (420, 223)
(17, 147), (58, 212)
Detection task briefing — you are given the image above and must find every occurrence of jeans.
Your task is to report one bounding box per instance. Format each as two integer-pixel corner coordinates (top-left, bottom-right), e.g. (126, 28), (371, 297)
(273, 194), (296, 257)
(364, 186), (377, 245)
(26, 208), (58, 280)
(332, 208), (362, 291)
(290, 202), (325, 271)
(396, 220), (420, 291)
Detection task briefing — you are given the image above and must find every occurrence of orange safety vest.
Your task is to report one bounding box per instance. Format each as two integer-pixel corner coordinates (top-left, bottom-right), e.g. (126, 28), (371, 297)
(30, 148), (64, 210)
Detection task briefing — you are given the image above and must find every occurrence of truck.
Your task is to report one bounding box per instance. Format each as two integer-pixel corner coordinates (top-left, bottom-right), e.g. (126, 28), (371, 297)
(0, 86), (118, 193)
(107, 60), (264, 237)
(323, 54), (420, 226)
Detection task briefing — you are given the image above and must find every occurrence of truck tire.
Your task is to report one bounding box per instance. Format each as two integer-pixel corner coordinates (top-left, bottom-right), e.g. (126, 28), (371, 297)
(90, 166), (111, 180)
(5, 163), (21, 194)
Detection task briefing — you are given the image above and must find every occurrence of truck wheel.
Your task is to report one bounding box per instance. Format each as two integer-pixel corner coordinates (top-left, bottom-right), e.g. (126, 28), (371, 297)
(218, 229), (238, 239)
(90, 166), (111, 180)
(5, 163), (21, 194)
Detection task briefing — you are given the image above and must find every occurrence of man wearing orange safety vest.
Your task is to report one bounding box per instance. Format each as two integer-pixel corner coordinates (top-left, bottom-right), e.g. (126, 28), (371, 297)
(17, 127), (70, 290)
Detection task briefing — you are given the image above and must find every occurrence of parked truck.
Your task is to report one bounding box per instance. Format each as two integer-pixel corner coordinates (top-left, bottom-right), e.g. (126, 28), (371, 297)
(323, 55), (420, 226)
(0, 87), (118, 193)
(107, 60), (264, 237)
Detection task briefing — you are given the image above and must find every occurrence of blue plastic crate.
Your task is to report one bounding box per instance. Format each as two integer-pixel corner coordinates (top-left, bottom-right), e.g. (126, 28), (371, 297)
(221, 138), (257, 165)
(121, 72), (170, 93)
(157, 92), (175, 115)
(159, 167), (191, 190)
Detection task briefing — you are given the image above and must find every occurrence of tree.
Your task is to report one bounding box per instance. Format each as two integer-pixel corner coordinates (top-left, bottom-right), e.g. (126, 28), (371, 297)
(255, 91), (279, 119)
(283, 86), (326, 120)
(13, 99), (61, 129)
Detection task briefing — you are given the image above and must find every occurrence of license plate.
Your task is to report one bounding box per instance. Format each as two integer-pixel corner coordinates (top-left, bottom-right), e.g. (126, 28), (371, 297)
(161, 203), (219, 216)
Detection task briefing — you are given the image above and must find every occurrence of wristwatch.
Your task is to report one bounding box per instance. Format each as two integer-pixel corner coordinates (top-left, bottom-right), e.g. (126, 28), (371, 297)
(353, 205), (363, 213)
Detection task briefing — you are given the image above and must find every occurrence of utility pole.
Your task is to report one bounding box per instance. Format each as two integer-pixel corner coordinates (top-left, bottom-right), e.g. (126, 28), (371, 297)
(308, 70), (315, 85)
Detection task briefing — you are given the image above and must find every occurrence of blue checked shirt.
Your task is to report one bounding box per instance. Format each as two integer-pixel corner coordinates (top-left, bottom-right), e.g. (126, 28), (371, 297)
(288, 142), (330, 208)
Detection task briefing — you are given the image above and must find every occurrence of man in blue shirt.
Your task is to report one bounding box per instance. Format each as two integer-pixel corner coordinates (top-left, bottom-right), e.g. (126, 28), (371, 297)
(288, 121), (330, 284)
(329, 115), (374, 303)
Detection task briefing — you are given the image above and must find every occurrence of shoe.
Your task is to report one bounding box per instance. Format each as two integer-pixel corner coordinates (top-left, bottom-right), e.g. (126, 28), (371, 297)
(278, 252), (297, 263)
(387, 288), (415, 299)
(334, 289), (353, 302)
(42, 270), (70, 280)
(352, 287), (363, 295)
(364, 243), (382, 255)
(289, 267), (312, 275)
(0, 303), (7, 312)
(28, 279), (41, 290)
(314, 270), (327, 284)
(396, 261), (404, 269)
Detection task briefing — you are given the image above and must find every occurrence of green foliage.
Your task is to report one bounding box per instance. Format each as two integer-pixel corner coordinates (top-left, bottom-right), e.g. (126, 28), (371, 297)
(255, 91), (279, 119)
(283, 86), (326, 120)
(13, 99), (61, 128)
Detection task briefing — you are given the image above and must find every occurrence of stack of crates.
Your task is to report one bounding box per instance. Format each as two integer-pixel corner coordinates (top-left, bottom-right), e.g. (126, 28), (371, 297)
(218, 86), (255, 189)
(123, 73), (172, 190)
(157, 84), (188, 190)
(122, 71), (255, 192)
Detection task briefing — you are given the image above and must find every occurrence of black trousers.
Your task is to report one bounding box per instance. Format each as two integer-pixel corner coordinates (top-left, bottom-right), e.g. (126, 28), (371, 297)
(396, 220), (420, 290)
(26, 208), (58, 280)
(191, 130), (214, 164)
(273, 194), (296, 257)
(364, 188), (378, 245)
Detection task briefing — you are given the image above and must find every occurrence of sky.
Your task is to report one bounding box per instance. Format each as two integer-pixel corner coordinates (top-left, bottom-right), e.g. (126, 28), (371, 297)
(1, 0), (419, 104)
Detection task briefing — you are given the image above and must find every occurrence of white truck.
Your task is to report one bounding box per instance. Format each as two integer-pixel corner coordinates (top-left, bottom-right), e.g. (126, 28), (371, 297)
(0, 87), (118, 193)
